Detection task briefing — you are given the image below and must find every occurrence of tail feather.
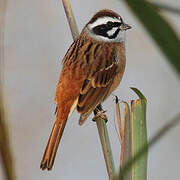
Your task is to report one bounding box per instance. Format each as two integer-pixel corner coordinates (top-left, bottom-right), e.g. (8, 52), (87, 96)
(40, 119), (67, 170)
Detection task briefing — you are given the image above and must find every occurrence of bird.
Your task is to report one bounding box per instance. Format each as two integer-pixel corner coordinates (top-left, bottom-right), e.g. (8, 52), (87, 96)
(40, 9), (131, 170)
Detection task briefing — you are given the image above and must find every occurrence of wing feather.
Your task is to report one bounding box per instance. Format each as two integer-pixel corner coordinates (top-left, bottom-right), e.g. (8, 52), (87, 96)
(77, 56), (118, 125)
(59, 38), (119, 125)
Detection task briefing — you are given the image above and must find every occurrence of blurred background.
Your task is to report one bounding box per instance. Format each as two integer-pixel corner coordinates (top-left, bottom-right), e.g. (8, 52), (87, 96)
(0, 0), (180, 179)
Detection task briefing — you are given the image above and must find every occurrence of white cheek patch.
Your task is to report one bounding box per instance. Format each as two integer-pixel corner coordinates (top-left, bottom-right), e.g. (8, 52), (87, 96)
(86, 16), (126, 43)
(107, 27), (118, 36)
(88, 16), (121, 29)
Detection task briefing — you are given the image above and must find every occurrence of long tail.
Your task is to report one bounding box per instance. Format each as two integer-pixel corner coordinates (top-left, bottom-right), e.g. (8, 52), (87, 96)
(40, 118), (67, 170)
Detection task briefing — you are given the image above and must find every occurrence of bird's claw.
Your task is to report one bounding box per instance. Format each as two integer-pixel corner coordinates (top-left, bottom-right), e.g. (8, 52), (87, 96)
(92, 109), (108, 123)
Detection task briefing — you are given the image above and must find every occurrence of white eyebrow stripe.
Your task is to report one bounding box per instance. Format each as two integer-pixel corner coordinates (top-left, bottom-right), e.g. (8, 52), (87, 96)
(88, 16), (121, 29)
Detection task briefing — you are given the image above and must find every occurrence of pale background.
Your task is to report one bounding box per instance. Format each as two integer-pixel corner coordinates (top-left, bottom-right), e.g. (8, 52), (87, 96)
(1, 0), (180, 179)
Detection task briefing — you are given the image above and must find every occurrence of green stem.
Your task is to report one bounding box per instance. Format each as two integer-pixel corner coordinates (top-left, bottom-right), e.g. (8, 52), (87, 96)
(96, 117), (116, 180)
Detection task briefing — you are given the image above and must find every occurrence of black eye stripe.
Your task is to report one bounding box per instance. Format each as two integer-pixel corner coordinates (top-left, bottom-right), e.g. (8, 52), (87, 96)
(92, 21), (122, 39)
(92, 22), (121, 32)
(92, 26), (120, 39)
(113, 22), (122, 27)
(92, 25), (108, 38)
(107, 21), (121, 27)
(92, 24), (111, 35)
(92, 21), (121, 32)
(97, 24), (109, 30)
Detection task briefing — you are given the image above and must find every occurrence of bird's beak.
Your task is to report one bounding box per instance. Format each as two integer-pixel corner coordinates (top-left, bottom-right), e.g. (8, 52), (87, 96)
(120, 23), (132, 31)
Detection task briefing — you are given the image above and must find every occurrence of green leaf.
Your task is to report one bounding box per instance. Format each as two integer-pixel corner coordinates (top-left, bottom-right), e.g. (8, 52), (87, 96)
(130, 87), (146, 101)
(131, 98), (148, 180)
(119, 88), (148, 180)
(123, 0), (180, 74)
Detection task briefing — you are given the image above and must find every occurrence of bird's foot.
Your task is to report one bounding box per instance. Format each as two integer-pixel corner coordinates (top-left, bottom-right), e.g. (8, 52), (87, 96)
(92, 109), (108, 123)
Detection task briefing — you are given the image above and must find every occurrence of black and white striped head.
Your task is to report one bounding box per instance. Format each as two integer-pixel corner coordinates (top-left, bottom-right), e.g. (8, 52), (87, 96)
(86, 9), (131, 42)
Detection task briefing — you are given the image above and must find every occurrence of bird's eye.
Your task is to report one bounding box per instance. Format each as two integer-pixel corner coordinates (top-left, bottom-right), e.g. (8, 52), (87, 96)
(107, 21), (114, 27)
(116, 22), (122, 27)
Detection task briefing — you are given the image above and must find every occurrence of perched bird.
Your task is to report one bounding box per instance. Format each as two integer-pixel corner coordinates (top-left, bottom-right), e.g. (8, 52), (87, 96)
(40, 9), (131, 170)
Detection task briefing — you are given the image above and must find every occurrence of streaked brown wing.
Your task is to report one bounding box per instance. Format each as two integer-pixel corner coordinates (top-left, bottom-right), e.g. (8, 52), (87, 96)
(76, 42), (118, 124)
(77, 63), (117, 111)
